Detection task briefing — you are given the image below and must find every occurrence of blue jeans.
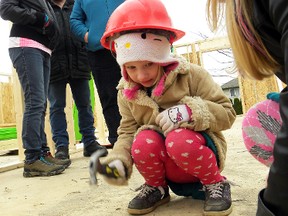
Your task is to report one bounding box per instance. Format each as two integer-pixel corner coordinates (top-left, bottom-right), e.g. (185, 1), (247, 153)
(87, 49), (121, 144)
(48, 79), (96, 148)
(9, 47), (51, 163)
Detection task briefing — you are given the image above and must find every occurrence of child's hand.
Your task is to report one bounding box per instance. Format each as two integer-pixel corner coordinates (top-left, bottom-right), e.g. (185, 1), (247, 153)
(101, 159), (128, 186)
(107, 159), (127, 179)
(156, 104), (191, 135)
(89, 150), (127, 185)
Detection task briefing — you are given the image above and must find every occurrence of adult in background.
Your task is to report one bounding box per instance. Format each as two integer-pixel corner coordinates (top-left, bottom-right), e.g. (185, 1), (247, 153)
(49, 0), (107, 161)
(70, 0), (124, 146)
(0, 0), (70, 177)
(207, 0), (288, 215)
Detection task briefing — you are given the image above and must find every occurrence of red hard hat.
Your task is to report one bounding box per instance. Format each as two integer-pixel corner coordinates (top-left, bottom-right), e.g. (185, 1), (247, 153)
(101, 0), (185, 49)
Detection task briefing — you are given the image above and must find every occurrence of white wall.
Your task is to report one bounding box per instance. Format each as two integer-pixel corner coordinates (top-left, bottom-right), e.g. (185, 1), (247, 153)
(0, 18), (12, 82)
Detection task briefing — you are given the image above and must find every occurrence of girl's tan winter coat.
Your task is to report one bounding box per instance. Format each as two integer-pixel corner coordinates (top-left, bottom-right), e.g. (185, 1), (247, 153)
(102, 55), (236, 185)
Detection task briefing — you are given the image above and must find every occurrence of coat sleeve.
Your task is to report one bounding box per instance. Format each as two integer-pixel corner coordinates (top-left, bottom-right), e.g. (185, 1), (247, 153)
(0, 0), (44, 26)
(70, 0), (88, 42)
(180, 65), (236, 132)
(101, 90), (139, 181)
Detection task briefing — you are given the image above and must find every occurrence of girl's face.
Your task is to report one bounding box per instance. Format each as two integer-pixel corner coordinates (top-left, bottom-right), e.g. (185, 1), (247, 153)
(124, 61), (160, 87)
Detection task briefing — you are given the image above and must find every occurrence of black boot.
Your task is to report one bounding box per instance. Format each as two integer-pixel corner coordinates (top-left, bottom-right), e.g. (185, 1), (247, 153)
(256, 88), (288, 215)
(83, 141), (108, 157)
(256, 189), (275, 216)
(55, 146), (70, 159)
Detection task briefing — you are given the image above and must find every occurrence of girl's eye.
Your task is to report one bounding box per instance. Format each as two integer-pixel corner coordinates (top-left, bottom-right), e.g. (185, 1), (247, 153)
(126, 65), (135, 70)
(144, 62), (153, 67)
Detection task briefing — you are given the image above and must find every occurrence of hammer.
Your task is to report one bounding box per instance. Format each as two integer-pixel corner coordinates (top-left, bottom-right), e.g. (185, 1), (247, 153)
(89, 149), (121, 185)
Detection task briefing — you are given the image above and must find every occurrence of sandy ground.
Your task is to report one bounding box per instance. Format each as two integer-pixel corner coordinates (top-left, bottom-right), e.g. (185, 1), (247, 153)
(0, 116), (269, 216)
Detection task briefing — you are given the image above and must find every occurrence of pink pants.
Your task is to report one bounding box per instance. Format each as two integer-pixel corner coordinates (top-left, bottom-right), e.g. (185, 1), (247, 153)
(131, 129), (223, 187)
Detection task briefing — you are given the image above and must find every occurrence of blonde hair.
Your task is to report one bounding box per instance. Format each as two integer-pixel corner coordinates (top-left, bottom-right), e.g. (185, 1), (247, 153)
(153, 65), (165, 86)
(206, 0), (280, 80)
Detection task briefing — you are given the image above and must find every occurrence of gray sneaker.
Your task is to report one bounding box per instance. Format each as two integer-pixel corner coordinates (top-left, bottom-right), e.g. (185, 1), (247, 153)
(23, 157), (65, 178)
(127, 184), (170, 215)
(204, 181), (233, 216)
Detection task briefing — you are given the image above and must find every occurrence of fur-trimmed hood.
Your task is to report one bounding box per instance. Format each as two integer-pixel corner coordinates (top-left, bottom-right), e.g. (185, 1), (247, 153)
(116, 54), (189, 100)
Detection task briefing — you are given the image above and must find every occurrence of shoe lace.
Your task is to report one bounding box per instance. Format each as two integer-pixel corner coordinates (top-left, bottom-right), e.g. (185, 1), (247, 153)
(136, 184), (166, 199)
(39, 156), (53, 165)
(136, 184), (156, 198)
(205, 182), (224, 198)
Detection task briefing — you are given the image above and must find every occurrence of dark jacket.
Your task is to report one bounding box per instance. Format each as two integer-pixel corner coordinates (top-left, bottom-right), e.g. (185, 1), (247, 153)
(0, 0), (60, 50)
(253, 0), (287, 83)
(253, 1), (288, 215)
(50, 0), (90, 83)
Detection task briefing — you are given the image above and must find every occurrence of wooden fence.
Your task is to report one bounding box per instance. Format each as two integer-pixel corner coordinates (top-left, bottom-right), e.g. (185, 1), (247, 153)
(174, 37), (281, 113)
(0, 36), (282, 158)
(1, 37), (282, 127)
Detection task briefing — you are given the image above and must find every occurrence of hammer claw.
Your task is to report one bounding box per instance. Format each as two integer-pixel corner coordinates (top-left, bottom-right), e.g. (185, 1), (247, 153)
(89, 149), (108, 185)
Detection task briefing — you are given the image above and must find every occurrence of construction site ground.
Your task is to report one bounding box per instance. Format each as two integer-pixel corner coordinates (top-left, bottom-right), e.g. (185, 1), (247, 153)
(0, 116), (268, 216)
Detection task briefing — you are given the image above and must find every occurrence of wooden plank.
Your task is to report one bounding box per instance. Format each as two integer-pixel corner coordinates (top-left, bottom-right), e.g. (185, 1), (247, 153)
(0, 139), (18, 151)
(0, 158), (23, 173)
(0, 82), (16, 125)
(0, 123), (16, 128)
(12, 69), (25, 161)
(93, 85), (107, 144)
(45, 105), (54, 155)
(197, 37), (230, 53)
(0, 84), (3, 125)
(239, 75), (280, 113)
(174, 37), (230, 53)
(65, 85), (76, 150)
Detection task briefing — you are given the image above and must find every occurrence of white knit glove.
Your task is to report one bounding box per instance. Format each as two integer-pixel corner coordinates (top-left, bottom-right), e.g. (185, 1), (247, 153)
(156, 104), (191, 135)
(108, 159), (126, 178)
